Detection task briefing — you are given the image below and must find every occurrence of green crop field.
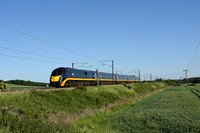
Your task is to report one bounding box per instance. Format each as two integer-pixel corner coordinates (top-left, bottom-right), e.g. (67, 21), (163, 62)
(7, 84), (47, 90)
(75, 84), (200, 132)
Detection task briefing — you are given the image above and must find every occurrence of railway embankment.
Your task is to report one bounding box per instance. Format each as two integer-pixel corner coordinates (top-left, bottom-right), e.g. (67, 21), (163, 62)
(0, 82), (169, 132)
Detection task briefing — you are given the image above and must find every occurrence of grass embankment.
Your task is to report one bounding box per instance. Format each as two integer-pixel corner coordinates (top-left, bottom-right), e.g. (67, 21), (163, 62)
(75, 84), (200, 132)
(0, 82), (167, 132)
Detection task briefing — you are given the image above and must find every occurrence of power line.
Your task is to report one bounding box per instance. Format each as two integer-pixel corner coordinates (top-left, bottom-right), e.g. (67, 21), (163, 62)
(0, 43), (112, 72)
(0, 53), (64, 64)
(0, 39), (91, 61)
(186, 42), (200, 69)
(0, 46), (73, 62)
(189, 59), (200, 70)
(0, 42), (113, 72)
(0, 39), (44, 52)
(189, 55), (200, 70)
(115, 61), (130, 70)
(0, 22), (105, 61)
(0, 23), (137, 75)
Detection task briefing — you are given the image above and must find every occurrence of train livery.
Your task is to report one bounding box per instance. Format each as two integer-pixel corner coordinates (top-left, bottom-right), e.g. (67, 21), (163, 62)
(50, 67), (140, 87)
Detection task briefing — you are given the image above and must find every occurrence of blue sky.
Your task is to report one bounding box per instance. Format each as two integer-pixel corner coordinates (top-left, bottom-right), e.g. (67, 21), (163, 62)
(0, 0), (200, 82)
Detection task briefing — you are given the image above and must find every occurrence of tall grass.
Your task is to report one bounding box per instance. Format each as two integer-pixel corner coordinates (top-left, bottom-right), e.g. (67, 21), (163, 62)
(75, 85), (200, 132)
(0, 82), (167, 132)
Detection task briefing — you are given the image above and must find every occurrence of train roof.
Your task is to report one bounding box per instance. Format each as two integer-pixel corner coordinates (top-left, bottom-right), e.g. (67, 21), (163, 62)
(54, 67), (138, 78)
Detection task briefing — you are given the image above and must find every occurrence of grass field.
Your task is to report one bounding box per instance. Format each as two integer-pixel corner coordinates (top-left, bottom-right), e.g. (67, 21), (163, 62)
(0, 82), (167, 132)
(7, 84), (47, 90)
(75, 84), (200, 132)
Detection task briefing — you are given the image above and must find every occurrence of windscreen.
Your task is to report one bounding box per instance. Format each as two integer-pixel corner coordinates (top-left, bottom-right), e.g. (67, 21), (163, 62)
(51, 68), (64, 76)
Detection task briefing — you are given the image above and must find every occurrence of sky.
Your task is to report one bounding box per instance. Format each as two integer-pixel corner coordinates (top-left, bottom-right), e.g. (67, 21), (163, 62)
(0, 0), (200, 83)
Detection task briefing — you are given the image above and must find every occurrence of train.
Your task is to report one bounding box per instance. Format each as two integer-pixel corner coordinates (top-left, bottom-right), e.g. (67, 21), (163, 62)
(50, 67), (140, 87)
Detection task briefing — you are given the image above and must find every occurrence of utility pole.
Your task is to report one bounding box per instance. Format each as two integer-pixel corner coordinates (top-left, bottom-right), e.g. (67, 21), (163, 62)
(72, 62), (74, 68)
(179, 77), (182, 84)
(138, 69), (141, 82)
(183, 70), (189, 89)
(112, 60), (114, 85)
(99, 60), (114, 85)
(150, 74), (152, 81)
(96, 69), (99, 86)
(116, 70), (118, 81)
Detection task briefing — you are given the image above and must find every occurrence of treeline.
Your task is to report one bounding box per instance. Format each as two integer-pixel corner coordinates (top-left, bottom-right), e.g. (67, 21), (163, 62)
(187, 77), (200, 83)
(153, 77), (200, 85)
(180, 77), (200, 83)
(147, 77), (200, 85)
(0, 80), (47, 87)
(143, 79), (178, 86)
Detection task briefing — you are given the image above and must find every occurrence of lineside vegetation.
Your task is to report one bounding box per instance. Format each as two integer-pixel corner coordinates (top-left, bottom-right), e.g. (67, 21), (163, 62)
(0, 81), (10, 91)
(0, 82), (167, 132)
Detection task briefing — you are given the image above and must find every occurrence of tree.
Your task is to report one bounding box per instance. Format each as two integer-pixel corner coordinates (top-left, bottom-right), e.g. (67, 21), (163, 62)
(0, 81), (10, 91)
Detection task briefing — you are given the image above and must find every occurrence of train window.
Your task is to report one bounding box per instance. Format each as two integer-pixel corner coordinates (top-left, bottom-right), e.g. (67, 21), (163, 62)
(84, 72), (87, 75)
(52, 69), (63, 76)
(63, 71), (68, 77)
(89, 73), (92, 78)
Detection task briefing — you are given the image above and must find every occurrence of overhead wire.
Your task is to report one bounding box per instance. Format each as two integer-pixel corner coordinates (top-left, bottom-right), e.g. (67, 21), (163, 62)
(186, 42), (200, 69)
(0, 23), (106, 61)
(189, 59), (200, 70)
(0, 53), (64, 64)
(0, 39), (87, 61)
(0, 40), (110, 72)
(189, 55), (200, 70)
(115, 61), (139, 74)
(0, 46), (73, 62)
(0, 22), (129, 73)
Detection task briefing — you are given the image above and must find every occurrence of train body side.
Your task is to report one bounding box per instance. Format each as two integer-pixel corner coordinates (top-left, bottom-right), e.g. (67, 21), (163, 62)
(50, 67), (140, 87)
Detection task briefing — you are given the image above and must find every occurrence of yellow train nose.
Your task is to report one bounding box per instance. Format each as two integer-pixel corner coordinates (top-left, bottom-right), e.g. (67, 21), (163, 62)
(51, 75), (61, 82)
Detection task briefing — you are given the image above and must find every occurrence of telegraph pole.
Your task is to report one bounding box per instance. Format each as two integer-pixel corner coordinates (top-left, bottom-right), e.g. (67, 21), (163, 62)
(138, 69), (141, 82)
(183, 70), (189, 89)
(179, 77), (182, 84)
(99, 60), (114, 85)
(96, 69), (99, 86)
(112, 60), (114, 85)
(150, 74), (152, 81)
(72, 62), (74, 68)
(115, 70), (118, 81)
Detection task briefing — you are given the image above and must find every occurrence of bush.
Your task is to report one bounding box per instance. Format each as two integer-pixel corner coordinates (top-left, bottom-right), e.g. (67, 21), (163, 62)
(165, 80), (177, 86)
(123, 83), (132, 89)
(189, 83), (196, 86)
(0, 82), (10, 91)
(75, 84), (87, 91)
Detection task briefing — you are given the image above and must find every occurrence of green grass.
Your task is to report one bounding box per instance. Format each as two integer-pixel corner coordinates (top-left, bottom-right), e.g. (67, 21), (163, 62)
(7, 84), (47, 90)
(74, 85), (200, 132)
(0, 82), (167, 132)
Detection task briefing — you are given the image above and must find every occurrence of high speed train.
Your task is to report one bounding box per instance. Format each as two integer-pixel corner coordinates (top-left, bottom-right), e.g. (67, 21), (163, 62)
(50, 67), (139, 87)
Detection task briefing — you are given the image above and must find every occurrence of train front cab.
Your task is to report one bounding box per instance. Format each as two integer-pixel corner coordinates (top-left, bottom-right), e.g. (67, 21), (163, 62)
(50, 68), (65, 87)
